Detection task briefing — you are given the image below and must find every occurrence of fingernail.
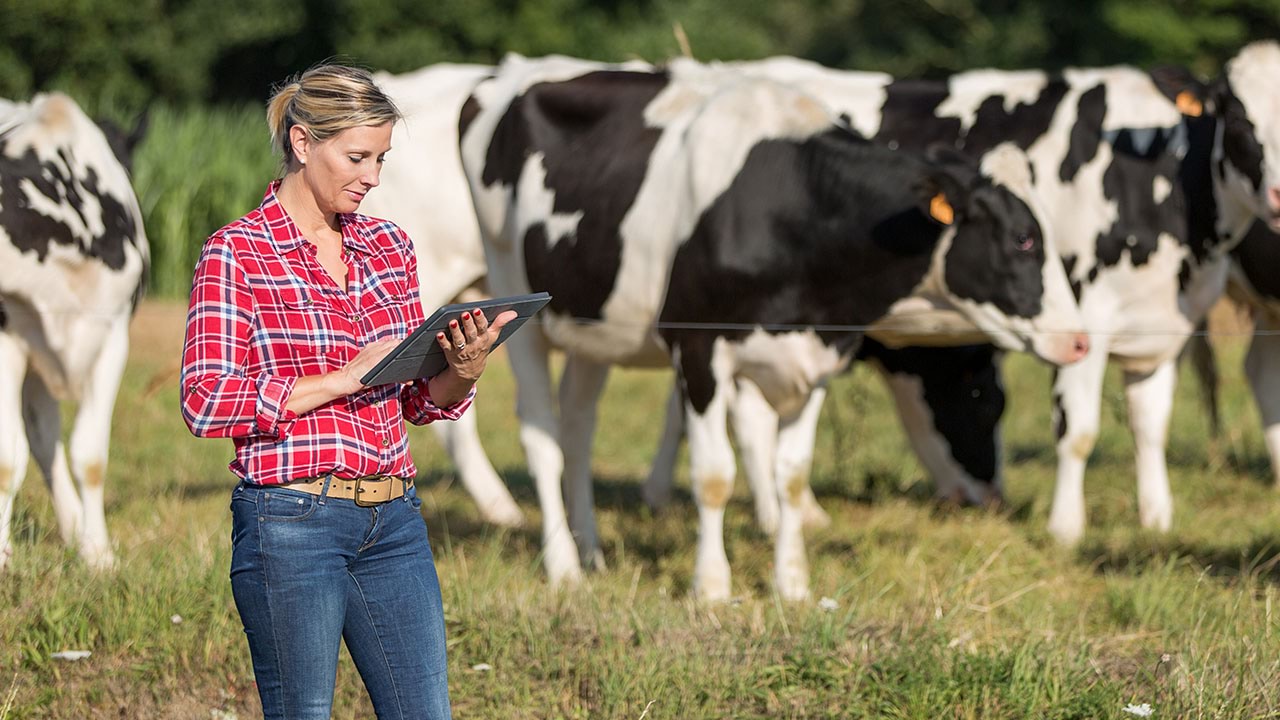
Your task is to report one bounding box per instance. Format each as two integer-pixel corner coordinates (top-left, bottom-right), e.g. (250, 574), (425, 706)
(450, 320), (458, 328)
(437, 332), (444, 339)
(462, 312), (470, 320)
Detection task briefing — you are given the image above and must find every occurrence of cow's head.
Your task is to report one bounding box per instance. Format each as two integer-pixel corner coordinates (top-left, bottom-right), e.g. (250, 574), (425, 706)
(1211, 41), (1280, 234)
(921, 143), (1089, 366)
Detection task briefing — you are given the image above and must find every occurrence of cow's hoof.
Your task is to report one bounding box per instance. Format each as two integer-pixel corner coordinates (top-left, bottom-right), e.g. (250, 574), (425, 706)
(1045, 514), (1085, 547)
(82, 546), (117, 572)
(692, 569), (732, 604)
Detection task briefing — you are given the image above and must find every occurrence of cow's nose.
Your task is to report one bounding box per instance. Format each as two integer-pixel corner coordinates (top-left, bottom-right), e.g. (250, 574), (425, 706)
(1268, 185), (1280, 214)
(1069, 332), (1090, 363)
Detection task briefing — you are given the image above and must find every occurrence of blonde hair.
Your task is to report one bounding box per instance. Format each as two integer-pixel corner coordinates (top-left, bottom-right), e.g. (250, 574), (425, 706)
(266, 63), (400, 171)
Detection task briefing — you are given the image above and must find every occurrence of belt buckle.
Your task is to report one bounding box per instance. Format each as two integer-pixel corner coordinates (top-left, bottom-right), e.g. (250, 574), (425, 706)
(354, 476), (391, 507)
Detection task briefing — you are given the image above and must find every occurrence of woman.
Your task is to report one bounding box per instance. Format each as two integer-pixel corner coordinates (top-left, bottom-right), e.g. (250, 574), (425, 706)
(180, 63), (509, 719)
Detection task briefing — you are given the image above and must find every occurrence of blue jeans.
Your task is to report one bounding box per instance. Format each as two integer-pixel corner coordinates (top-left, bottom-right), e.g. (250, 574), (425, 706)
(229, 480), (451, 719)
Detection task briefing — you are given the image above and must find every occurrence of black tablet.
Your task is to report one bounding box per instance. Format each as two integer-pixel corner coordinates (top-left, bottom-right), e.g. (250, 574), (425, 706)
(360, 292), (552, 386)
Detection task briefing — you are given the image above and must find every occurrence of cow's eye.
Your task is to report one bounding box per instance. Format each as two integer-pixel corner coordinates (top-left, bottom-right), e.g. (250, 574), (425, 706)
(1015, 233), (1035, 252)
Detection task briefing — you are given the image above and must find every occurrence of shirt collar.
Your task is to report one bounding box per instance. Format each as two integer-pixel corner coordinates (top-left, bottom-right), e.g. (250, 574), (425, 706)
(260, 179), (376, 256)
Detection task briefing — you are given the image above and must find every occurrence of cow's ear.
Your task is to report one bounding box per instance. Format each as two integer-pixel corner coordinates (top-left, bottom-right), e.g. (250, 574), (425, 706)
(919, 144), (978, 224)
(1150, 65), (1211, 116)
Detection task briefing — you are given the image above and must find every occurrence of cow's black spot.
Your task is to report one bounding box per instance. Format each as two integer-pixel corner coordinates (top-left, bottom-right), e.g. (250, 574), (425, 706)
(458, 94), (482, 144)
(1061, 253), (1083, 302)
(860, 340), (1004, 484)
(1052, 389), (1066, 441)
(876, 77), (1068, 159)
(1060, 85), (1106, 182)
(483, 70), (670, 321)
(1216, 79), (1265, 191)
(1090, 120), (1190, 274)
(0, 143), (139, 272)
(1231, 220), (1280, 300)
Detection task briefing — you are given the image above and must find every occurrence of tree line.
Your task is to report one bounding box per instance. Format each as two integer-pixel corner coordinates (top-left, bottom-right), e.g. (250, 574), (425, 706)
(3, 0), (1279, 116)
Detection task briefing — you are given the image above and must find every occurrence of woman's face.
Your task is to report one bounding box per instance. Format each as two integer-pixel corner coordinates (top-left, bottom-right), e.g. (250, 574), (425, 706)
(295, 122), (393, 216)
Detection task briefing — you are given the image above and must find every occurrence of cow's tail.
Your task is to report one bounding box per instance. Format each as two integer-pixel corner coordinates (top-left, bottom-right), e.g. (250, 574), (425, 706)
(1181, 321), (1221, 438)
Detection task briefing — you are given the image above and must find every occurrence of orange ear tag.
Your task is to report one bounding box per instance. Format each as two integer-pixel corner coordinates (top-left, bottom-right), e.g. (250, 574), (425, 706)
(1175, 90), (1203, 118)
(929, 193), (954, 225)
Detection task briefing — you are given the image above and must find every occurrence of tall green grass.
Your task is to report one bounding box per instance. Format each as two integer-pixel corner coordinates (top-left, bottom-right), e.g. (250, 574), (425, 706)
(132, 104), (277, 298)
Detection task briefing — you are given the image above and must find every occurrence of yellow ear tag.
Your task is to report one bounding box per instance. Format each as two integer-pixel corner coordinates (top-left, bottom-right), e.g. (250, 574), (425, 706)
(1175, 90), (1203, 117)
(929, 193), (954, 225)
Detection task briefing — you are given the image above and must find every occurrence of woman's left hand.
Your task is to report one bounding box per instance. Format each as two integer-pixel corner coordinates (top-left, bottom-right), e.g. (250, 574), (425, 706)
(436, 307), (517, 383)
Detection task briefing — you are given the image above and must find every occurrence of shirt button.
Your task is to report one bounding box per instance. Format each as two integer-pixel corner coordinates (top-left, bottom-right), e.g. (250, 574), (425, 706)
(350, 313), (361, 323)
(409, 386), (420, 396)
(381, 438), (390, 448)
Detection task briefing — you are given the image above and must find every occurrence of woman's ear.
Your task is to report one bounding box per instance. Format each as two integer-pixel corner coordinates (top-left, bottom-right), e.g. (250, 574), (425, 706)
(289, 124), (311, 166)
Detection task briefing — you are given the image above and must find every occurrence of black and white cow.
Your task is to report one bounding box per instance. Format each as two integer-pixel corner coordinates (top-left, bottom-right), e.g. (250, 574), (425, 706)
(0, 92), (149, 569)
(460, 56), (1087, 600)
(697, 40), (1280, 546)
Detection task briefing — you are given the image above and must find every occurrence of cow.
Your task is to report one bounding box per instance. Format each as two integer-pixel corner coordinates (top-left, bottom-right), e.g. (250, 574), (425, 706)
(459, 56), (1088, 601)
(0, 92), (150, 570)
(664, 43), (1280, 547)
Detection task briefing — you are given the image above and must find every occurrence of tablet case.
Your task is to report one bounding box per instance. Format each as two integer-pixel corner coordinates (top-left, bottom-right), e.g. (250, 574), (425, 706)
(360, 292), (552, 386)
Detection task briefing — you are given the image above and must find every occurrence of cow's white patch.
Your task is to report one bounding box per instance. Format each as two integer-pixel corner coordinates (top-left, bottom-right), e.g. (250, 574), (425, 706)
(1153, 175), (1173, 204)
(938, 70), (1049, 136)
(729, 329), (847, 420)
(725, 57), (892, 140)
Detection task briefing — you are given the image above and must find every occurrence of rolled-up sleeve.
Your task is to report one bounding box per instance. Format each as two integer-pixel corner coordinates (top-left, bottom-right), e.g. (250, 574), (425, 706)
(180, 235), (298, 439)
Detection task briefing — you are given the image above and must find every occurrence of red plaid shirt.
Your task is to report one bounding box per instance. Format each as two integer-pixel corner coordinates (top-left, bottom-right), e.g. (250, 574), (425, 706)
(180, 181), (473, 486)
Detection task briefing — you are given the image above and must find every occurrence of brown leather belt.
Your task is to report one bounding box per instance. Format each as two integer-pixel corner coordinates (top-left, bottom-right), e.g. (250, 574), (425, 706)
(283, 475), (408, 506)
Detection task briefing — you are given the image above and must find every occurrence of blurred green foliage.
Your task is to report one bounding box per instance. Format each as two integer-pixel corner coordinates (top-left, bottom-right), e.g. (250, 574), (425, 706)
(3, 0), (1278, 116)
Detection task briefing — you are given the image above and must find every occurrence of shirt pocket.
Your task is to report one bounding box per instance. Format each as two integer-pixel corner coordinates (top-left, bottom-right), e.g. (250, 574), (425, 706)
(362, 290), (413, 344)
(279, 289), (338, 356)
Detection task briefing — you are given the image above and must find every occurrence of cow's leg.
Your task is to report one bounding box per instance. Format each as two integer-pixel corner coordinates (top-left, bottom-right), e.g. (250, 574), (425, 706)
(773, 387), (827, 602)
(729, 377), (780, 535)
(1244, 315), (1280, 487)
(67, 314), (130, 570)
(429, 412), (525, 527)
(22, 371), (81, 545)
(1124, 359), (1177, 532)
(558, 355), (610, 570)
(684, 359), (739, 602)
(641, 383), (683, 511)
(1047, 345), (1110, 545)
(505, 328), (581, 586)
(0, 335), (32, 570)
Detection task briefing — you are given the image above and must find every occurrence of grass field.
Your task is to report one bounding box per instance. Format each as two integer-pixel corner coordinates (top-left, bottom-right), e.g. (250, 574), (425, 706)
(2, 299), (1279, 719)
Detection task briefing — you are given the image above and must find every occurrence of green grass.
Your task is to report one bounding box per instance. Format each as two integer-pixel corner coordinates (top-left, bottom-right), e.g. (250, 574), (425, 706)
(2, 300), (1279, 718)
(132, 104), (276, 299)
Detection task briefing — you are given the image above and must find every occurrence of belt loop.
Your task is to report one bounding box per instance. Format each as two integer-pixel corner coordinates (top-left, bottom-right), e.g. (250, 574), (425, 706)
(318, 474), (332, 505)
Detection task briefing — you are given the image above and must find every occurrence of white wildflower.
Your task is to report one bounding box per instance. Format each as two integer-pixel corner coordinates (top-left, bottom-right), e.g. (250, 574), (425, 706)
(471, 663), (493, 672)
(1122, 703), (1153, 717)
(171, 614), (184, 625)
(817, 597), (839, 612)
(50, 650), (91, 661)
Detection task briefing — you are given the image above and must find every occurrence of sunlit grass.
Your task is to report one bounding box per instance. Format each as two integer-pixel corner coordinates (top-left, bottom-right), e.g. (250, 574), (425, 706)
(1, 300), (1278, 718)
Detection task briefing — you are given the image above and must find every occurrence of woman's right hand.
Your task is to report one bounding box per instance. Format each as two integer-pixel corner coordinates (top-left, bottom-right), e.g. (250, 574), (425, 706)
(331, 338), (400, 396)
(285, 338), (400, 415)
